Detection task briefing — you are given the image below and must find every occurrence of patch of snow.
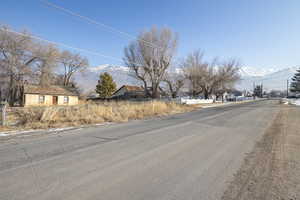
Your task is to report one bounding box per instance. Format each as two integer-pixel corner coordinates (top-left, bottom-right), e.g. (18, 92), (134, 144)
(47, 127), (75, 132)
(181, 98), (214, 104)
(0, 127), (74, 137)
(292, 99), (300, 106)
(94, 122), (114, 126)
(0, 122), (115, 137)
(0, 129), (41, 136)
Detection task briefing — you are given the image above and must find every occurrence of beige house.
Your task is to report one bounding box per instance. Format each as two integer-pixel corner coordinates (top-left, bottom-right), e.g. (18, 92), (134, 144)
(23, 85), (79, 106)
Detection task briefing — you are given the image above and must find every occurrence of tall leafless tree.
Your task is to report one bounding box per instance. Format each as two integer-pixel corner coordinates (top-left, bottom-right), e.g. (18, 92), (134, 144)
(183, 50), (241, 99)
(34, 44), (60, 86)
(0, 26), (37, 105)
(163, 71), (185, 98)
(213, 58), (241, 101)
(124, 27), (178, 98)
(182, 50), (207, 97)
(59, 50), (88, 86)
(0, 25), (89, 105)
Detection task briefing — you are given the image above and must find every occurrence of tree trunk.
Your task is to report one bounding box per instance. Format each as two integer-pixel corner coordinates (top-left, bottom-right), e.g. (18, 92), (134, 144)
(63, 74), (68, 86)
(142, 80), (150, 98)
(151, 84), (160, 99)
(152, 89), (160, 99)
(8, 75), (15, 106)
(204, 90), (209, 99)
(172, 92), (176, 98)
(192, 90), (196, 98)
(19, 85), (24, 106)
(167, 81), (174, 98)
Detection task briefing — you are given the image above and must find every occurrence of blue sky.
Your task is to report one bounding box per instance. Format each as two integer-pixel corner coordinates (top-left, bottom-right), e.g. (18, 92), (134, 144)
(1, 0), (300, 69)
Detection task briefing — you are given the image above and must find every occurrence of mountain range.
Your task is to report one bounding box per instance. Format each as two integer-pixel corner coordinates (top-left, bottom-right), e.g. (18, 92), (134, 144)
(237, 66), (298, 91)
(76, 64), (299, 93)
(76, 64), (138, 94)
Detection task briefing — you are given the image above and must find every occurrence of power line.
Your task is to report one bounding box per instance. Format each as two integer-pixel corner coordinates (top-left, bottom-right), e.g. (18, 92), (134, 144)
(40, 0), (163, 50)
(2, 28), (146, 68)
(3, 28), (125, 64)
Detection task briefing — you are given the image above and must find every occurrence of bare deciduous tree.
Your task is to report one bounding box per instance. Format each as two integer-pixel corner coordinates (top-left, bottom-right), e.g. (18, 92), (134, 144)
(182, 50), (207, 97)
(0, 26), (37, 105)
(200, 58), (220, 99)
(0, 25), (89, 105)
(163, 71), (185, 98)
(183, 50), (241, 99)
(214, 58), (241, 101)
(59, 50), (88, 86)
(124, 27), (178, 98)
(33, 44), (60, 86)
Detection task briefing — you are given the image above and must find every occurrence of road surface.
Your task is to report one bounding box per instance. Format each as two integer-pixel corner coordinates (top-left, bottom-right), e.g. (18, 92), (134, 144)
(0, 100), (279, 200)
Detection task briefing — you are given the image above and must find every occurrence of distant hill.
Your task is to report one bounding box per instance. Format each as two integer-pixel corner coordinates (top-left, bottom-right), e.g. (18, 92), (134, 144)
(76, 64), (299, 93)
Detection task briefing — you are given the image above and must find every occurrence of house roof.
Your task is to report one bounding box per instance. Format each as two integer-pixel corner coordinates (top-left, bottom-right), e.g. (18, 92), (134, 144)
(24, 84), (79, 96)
(122, 85), (143, 92)
(113, 85), (143, 96)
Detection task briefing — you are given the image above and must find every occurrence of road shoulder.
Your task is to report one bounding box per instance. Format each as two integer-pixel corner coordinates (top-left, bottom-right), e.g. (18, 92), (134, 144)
(222, 105), (300, 200)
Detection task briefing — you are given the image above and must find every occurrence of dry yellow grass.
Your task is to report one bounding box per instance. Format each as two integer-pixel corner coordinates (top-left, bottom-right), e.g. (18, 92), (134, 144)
(0, 126), (11, 132)
(12, 101), (195, 129)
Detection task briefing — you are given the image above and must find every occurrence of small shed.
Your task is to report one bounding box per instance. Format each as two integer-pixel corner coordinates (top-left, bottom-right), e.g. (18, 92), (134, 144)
(23, 85), (79, 106)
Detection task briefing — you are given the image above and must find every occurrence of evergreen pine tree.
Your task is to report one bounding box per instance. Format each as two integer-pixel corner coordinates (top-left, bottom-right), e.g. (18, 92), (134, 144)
(290, 68), (300, 93)
(253, 85), (263, 97)
(95, 72), (117, 98)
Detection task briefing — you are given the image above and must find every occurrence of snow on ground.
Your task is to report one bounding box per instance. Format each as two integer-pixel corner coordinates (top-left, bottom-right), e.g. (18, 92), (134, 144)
(0, 122), (114, 137)
(292, 99), (300, 106)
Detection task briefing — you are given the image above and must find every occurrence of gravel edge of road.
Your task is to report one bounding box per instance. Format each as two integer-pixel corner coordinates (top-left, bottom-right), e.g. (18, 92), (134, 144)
(222, 104), (300, 200)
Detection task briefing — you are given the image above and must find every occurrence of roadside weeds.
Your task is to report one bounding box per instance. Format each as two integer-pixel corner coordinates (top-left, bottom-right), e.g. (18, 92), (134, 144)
(0, 101), (196, 133)
(0, 100), (261, 136)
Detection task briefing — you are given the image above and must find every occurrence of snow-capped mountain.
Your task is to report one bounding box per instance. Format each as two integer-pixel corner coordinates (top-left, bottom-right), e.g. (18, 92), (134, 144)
(76, 64), (299, 93)
(88, 64), (130, 73)
(237, 66), (298, 91)
(239, 67), (278, 77)
(76, 64), (138, 93)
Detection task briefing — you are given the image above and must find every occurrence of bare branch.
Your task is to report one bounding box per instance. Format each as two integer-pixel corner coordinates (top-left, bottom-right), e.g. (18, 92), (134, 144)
(123, 27), (177, 98)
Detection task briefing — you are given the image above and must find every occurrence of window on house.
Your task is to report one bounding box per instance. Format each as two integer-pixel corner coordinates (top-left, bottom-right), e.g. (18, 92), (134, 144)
(64, 96), (69, 104)
(39, 95), (45, 104)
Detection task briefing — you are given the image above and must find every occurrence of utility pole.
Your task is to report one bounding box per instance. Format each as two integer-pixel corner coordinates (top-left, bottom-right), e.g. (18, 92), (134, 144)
(287, 80), (289, 97)
(253, 82), (255, 99)
(261, 83), (263, 98)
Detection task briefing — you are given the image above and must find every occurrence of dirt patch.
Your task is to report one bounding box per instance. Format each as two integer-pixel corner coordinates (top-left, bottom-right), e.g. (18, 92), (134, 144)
(222, 105), (300, 200)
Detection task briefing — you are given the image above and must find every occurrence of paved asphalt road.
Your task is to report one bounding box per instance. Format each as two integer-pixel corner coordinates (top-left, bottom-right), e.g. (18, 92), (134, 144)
(0, 100), (279, 200)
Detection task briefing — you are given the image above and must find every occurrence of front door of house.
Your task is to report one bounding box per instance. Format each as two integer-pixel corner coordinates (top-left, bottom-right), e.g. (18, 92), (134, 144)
(53, 96), (58, 105)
